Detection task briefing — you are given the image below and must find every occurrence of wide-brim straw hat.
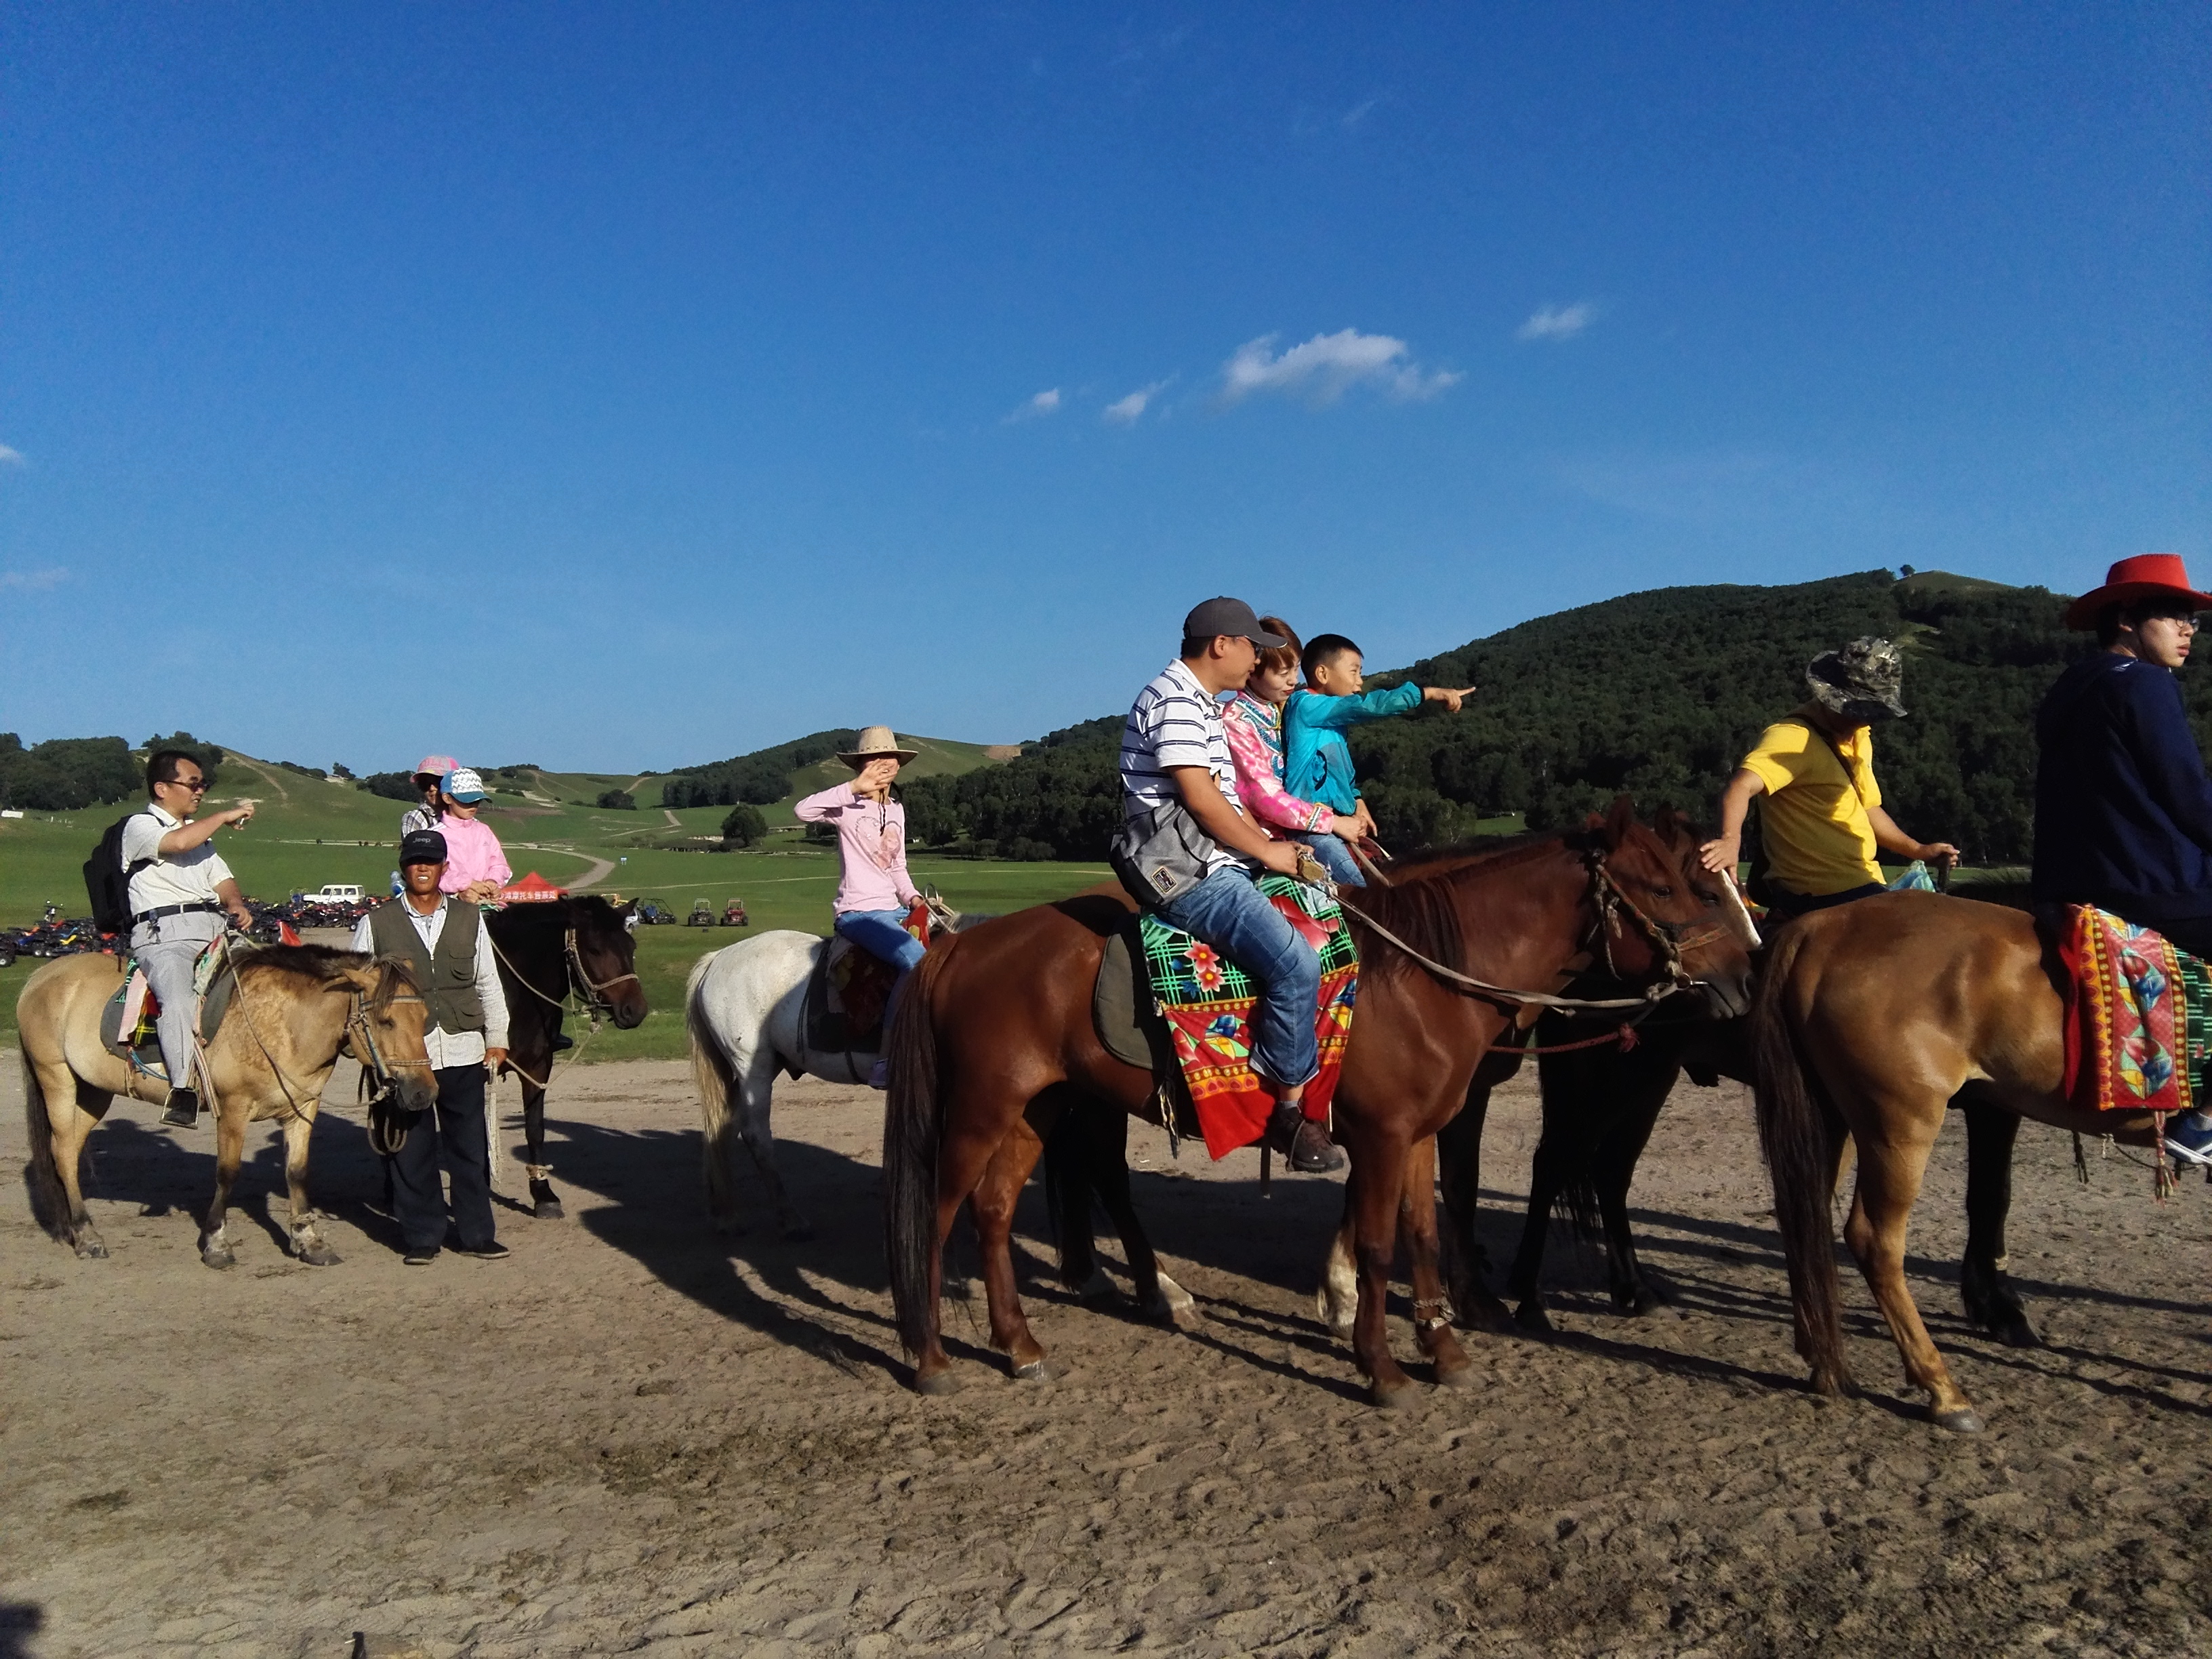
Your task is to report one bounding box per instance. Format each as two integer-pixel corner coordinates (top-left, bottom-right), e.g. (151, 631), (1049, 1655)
(2062, 554), (2212, 630)
(838, 725), (920, 766)
(1807, 636), (1908, 723)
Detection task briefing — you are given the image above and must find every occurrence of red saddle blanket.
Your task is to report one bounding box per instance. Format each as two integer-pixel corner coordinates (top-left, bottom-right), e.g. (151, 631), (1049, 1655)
(2058, 905), (2212, 1115)
(1139, 875), (1359, 1159)
(826, 902), (931, 1038)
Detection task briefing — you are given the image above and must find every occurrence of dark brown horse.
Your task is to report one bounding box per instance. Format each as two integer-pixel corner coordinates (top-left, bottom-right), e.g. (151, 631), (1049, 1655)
(1754, 890), (2167, 1431)
(884, 798), (1756, 1404)
(485, 897), (648, 1216)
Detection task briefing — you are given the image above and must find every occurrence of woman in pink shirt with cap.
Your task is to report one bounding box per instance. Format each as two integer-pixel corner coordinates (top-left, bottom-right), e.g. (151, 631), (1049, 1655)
(794, 726), (924, 1088)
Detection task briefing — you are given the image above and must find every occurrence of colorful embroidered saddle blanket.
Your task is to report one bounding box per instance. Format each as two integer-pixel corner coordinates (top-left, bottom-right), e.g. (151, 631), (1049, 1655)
(803, 903), (931, 1056)
(1138, 874), (1359, 1160)
(2058, 905), (2212, 1115)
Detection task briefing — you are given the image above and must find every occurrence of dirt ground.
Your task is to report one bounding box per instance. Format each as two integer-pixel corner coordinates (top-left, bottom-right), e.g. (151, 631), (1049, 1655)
(7, 1053), (2212, 1658)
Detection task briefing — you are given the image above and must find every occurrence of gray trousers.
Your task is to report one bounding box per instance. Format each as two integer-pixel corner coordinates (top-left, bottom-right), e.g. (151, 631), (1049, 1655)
(138, 939), (206, 1088)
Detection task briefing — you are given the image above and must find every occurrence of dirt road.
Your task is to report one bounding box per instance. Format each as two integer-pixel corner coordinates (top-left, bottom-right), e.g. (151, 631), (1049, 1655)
(5, 1059), (2212, 1656)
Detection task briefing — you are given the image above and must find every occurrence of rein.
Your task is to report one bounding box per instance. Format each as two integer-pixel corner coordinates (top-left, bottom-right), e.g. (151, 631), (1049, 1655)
(216, 935), (430, 1124)
(1325, 848), (1727, 1016)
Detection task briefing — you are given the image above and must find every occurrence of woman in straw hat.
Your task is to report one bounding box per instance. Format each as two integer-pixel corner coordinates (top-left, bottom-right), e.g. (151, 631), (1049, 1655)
(794, 726), (927, 1088)
(2034, 554), (2212, 1162)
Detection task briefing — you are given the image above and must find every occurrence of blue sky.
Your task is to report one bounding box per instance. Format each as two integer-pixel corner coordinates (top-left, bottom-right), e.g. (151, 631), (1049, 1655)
(3, 3), (2206, 771)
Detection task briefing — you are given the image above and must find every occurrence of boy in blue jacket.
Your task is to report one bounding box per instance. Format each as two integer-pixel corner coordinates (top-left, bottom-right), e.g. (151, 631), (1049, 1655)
(2034, 553), (2212, 1162)
(1283, 633), (1475, 868)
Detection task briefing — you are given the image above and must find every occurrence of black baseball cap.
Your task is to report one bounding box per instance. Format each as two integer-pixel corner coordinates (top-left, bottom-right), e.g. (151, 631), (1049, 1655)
(1183, 596), (1286, 649)
(398, 829), (449, 867)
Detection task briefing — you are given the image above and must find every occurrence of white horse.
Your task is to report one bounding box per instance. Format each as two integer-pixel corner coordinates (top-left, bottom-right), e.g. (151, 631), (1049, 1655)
(682, 919), (1201, 1329)
(685, 928), (890, 1239)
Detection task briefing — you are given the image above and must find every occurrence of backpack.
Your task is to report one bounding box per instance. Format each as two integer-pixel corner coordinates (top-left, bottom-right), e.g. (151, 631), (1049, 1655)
(84, 815), (154, 936)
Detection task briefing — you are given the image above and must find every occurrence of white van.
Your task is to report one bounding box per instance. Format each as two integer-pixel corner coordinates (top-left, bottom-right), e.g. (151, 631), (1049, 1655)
(306, 884), (365, 905)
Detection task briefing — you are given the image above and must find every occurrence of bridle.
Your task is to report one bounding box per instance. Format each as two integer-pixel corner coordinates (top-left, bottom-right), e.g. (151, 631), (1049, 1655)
(1327, 844), (1734, 1015)
(347, 989), (432, 1094)
(491, 926), (640, 1023)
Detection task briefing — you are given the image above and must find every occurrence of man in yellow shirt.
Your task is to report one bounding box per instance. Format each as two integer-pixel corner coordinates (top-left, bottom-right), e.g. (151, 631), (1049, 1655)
(1698, 637), (1958, 922)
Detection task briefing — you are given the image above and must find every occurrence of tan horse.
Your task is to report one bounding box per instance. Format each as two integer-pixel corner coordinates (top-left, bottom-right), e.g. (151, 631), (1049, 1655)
(1755, 890), (2173, 1432)
(18, 943), (434, 1268)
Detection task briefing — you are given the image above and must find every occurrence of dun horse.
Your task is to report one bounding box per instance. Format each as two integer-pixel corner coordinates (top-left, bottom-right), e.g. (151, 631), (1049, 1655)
(1755, 890), (2162, 1431)
(18, 944), (434, 1267)
(486, 897), (648, 1218)
(884, 799), (1754, 1404)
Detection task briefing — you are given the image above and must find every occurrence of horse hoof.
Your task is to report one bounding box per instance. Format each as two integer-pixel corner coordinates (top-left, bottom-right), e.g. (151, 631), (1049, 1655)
(201, 1247), (235, 1271)
(1012, 1358), (1056, 1383)
(1166, 1299), (1205, 1333)
(1514, 1300), (1553, 1334)
(1369, 1376), (1419, 1411)
(1933, 1407), (1984, 1434)
(913, 1367), (962, 1397)
(1434, 1361), (1477, 1390)
(295, 1243), (342, 1267)
(1994, 1314), (2043, 1349)
(73, 1237), (110, 1261)
(534, 1199), (565, 1221)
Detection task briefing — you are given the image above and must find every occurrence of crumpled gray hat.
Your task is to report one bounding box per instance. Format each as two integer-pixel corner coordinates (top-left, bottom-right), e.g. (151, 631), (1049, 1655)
(1807, 637), (1908, 722)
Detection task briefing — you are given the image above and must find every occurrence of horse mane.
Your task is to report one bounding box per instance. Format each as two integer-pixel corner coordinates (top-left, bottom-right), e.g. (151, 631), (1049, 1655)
(1347, 827), (1598, 985)
(236, 943), (420, 1012)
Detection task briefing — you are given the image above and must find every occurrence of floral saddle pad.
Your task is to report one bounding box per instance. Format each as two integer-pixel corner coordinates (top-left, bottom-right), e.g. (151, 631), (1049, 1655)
(1137, 874), (1359, 1159)
(2058, 905), (2212, 1115)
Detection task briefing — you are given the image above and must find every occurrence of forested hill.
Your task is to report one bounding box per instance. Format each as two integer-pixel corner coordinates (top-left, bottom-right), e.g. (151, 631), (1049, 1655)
(903, 569), (2170, 865)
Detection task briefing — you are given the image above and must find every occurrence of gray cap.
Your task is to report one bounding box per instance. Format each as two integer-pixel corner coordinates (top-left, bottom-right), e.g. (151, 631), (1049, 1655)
(1182, 596), (1286, 649)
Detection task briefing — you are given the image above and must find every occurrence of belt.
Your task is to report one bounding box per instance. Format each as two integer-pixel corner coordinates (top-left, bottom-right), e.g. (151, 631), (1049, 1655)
(131, 901), (222, 924)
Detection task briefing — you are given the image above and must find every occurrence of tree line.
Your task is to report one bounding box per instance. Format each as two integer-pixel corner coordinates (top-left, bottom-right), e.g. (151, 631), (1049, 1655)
(0, 732), (222, 813)
(901, 571), (2144, 866)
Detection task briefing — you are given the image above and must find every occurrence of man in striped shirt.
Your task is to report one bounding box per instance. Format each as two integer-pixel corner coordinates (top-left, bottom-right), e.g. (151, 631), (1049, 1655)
(1119, 597), (1340, 1172)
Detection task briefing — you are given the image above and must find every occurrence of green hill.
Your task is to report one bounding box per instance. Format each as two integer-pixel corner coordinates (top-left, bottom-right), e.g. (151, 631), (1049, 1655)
(903, 569), (2137, 866)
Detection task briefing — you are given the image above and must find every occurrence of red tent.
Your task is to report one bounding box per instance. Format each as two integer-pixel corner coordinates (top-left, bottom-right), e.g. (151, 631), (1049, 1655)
(498, 870), (568, 903)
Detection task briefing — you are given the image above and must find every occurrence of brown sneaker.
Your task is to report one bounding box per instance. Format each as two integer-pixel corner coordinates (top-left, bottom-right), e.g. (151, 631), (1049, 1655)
(1289, 1118), (1346, 1173)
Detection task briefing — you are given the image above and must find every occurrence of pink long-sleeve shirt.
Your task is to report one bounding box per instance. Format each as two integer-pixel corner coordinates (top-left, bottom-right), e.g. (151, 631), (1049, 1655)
(794, 783), (920, 915)
(436, 812), (514, 895)
(1222, 693), (1337, 836)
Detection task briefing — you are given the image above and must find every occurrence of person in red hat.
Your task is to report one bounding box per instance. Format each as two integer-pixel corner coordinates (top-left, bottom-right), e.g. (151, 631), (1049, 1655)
(2034, 554), (2212, 1164)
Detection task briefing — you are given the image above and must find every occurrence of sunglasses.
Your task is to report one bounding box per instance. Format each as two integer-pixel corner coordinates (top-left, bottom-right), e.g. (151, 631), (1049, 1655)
(165, 778), (208, 792)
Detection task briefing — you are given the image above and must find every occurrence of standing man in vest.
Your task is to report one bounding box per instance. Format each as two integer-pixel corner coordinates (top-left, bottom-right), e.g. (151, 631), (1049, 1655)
(352, 828), (512, 1264)
(1698, 636), (1958, 922)
(126, 749), (258, 1128)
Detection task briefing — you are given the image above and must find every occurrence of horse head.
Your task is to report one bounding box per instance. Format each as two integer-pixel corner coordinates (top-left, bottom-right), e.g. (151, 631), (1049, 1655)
(1595, 797), (1756, 1017)
(569, 897), (649, 1029)
(338, 957), (438, 1113)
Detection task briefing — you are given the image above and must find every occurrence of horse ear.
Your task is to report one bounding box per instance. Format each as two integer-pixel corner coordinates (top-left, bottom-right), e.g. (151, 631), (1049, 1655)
(1583, 811), (1605, 831)
(1605, 794), (1640, 847)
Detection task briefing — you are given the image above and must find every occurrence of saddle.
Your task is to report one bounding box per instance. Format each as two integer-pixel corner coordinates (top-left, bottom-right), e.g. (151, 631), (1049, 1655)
(1093, 875), (1361, 1160)
(100, 941), (247, 1079)
(802, 935), (897, 1058)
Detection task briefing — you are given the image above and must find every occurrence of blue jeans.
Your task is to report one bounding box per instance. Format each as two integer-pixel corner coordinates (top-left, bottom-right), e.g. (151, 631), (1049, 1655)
(1155, 865), (1322, 1090)
(836, 909), (927, 1025)
(1290, 830), (1365, 888)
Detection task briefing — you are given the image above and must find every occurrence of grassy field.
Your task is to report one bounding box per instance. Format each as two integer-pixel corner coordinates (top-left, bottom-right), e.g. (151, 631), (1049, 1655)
(0, 751), (1105, 1056)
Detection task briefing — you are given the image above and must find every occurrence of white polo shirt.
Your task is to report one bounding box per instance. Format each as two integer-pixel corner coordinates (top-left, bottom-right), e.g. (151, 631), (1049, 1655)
(123, 805), (234, 947)
(1120, 659), (1248, 876)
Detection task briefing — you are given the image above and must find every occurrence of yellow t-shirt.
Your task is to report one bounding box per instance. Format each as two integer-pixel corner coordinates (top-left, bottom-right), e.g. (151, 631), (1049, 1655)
(1740, 708), (1883, 897)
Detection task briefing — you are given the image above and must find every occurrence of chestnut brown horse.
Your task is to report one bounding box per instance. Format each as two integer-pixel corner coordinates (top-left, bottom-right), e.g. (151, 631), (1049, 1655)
(884, 798), (1755, 1405)
(1755, 890), (2170, 1432)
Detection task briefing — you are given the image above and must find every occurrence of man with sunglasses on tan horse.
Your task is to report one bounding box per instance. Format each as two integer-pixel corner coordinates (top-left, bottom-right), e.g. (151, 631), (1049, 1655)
(123, 749), (258, 1128)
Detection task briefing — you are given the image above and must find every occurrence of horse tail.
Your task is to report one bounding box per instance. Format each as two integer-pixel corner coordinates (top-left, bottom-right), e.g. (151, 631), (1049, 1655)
(1752, 925), (1853, 1396)
(884, 943), (953, 1359)
(22, 1048), (64, 1239)
(1552, 1176), (1603, 1246)
(684, 950), (739, 1216)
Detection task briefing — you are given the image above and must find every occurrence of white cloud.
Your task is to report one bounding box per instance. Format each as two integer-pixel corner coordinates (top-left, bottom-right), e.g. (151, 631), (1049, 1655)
(1517, 302), (1597, 342)
(1005, 388), (1063, 423)
(1219, 329), (1460, 407)
(0, 444), (22, 466)
(0, 567), (68, 592)
(1103, 378), (1172, 426)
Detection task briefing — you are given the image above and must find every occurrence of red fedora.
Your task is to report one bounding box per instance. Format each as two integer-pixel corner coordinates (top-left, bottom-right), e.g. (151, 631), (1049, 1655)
(2062, 554), (2212, 630)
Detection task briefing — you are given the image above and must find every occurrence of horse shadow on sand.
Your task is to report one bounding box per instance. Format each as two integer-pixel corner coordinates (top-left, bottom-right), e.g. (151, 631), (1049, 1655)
(24, 1108), (411, 1261)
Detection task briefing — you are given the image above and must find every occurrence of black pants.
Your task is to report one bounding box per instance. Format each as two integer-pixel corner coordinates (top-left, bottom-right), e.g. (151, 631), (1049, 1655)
(1763, 882), (1886, 924)
(392, 1064), (495, 1253)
